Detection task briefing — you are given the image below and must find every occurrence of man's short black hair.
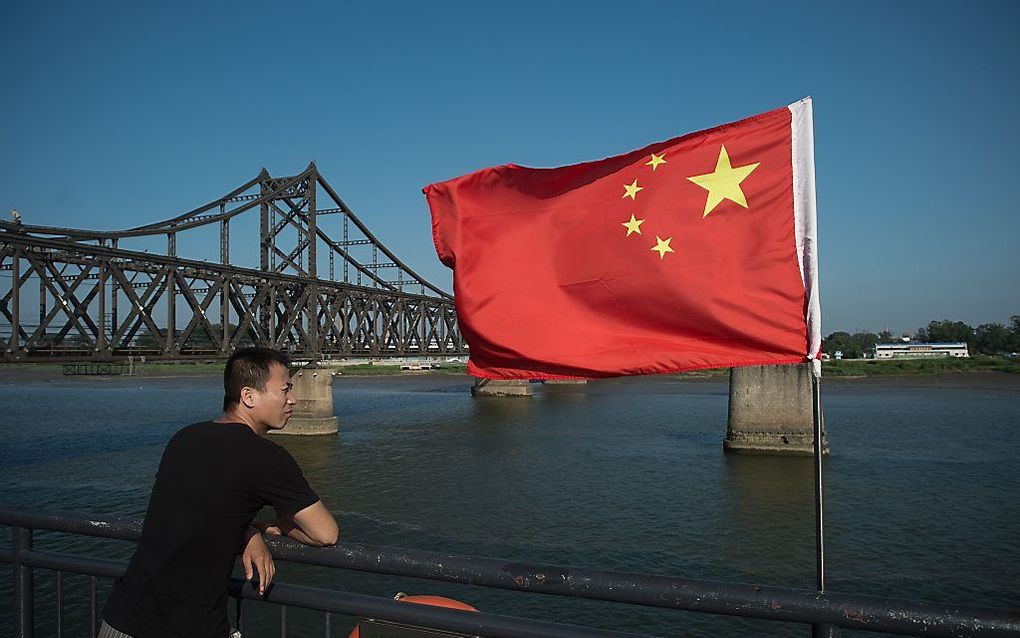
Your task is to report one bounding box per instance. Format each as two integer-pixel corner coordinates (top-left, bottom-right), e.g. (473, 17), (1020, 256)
(223, 347), (291, 411)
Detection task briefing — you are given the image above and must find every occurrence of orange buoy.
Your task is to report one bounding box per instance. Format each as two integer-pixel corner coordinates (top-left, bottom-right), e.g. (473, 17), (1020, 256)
(347, 593), (478, 638)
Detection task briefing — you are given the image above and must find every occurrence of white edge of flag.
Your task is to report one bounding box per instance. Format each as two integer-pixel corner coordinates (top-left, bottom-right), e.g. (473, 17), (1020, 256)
(789, 97), (822, 377)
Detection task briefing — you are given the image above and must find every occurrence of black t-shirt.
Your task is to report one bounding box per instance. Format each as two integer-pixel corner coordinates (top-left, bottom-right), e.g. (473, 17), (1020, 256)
(104, 421), (320, 637)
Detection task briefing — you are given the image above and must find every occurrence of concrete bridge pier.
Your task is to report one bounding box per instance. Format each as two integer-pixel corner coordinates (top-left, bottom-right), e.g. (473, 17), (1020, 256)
(471, 378), (532, 397)
(724, 363), (829, 456)
(271, 361), (339, 436)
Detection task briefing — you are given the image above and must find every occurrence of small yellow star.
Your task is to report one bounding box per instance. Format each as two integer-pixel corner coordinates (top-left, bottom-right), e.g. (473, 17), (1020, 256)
(687, 145), (760, 218)
(646, 153), (667, 171)
(650, 236), (674, 259)
(622, 214), (645, 236)
(622, 179), (643, 201)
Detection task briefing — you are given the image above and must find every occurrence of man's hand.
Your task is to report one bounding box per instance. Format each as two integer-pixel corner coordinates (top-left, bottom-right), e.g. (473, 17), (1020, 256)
(255, 518), (293, 538)
(241, 527), (275, 596)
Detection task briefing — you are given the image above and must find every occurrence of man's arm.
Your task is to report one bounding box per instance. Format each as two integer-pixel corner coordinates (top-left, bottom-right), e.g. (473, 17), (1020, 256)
(257, 500), (339, 547)
(240, 526), (275, 595)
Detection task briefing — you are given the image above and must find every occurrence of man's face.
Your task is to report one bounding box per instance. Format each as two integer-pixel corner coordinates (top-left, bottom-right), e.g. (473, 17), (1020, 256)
(251, 363), (296, 430)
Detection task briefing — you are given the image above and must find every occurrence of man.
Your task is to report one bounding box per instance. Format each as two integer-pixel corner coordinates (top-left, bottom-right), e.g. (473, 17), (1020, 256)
(101, 347), (339, 637)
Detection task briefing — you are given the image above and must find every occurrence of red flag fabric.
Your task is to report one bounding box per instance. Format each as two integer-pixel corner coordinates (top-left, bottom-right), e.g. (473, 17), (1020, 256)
(424, 98), (821, 380)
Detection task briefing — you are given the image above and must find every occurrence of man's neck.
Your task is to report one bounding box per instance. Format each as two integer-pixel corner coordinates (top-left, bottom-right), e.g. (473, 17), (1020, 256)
(216, 411), (267, 437)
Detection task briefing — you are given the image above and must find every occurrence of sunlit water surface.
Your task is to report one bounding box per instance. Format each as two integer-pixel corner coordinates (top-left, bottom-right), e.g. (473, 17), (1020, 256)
(1, 372), (1017, 637)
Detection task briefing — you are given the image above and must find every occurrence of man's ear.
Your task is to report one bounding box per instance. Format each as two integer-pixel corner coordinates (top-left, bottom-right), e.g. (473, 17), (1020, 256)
(241, 386), (257, 408)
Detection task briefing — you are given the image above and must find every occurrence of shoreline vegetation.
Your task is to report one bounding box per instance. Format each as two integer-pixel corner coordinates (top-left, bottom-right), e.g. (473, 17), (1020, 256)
(817, 355), (1019, 377)
(664, 355), (1020, 378)
(1, 356), (1018, 379)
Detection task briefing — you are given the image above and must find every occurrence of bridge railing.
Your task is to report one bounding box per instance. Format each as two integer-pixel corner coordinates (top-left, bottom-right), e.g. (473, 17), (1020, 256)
(2, 506), (1018, 638)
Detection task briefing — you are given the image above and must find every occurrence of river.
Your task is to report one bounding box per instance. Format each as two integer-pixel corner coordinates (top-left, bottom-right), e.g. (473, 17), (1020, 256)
(1, 371), (1018, 637)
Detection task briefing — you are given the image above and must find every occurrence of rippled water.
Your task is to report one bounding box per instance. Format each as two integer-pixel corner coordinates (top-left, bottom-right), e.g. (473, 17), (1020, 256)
(1, 371), (1018, 637)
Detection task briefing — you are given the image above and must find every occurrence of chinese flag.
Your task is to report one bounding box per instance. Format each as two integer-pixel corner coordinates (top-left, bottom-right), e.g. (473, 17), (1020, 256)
(424, 98), (820, 380)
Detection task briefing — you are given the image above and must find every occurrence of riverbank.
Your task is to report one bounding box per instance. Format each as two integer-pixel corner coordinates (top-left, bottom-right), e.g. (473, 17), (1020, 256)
(0, 361), (471, 380)
(1, 355), (1016, 381)
(820, 355), (1019, 376)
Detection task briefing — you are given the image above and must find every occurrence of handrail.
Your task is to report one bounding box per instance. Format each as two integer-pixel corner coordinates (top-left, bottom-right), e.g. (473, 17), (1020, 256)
(12, 548), (644, 638)
(3, 505), (1019, 637)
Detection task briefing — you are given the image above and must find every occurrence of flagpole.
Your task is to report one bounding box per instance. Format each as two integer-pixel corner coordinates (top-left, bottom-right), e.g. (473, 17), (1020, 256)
(812, 371), (825, 591)
(811, 369), (839, 638)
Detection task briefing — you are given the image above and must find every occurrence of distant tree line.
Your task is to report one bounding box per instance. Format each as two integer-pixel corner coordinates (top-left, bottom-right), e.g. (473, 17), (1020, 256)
(823, 315), (1020, 359)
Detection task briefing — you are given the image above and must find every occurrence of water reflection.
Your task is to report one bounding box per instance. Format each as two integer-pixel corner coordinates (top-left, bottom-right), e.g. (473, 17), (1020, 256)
(470, 392), (535, 421)
(721, 455), (817, 587)
(538, 381), (591, 402)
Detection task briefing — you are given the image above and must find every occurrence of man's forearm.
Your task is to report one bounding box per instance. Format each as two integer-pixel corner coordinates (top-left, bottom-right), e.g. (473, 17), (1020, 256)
(257, 516), (335, 547)
(281, 522), (329, 546)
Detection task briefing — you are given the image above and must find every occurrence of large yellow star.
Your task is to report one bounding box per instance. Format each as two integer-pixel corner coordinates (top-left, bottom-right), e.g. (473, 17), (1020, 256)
(645, 153), (667, 171)
(621, 214), (644, 236)
(687, 145), (760, 218)
(650, 236), (674, 259)
(622, 179), (643, 201)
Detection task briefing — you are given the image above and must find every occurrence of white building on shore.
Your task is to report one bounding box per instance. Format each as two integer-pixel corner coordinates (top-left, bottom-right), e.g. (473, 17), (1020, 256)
(873, 342), (970, 359)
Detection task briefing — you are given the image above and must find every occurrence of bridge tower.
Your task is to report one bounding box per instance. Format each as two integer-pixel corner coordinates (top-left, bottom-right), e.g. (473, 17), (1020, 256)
(1, 163), (466, 433)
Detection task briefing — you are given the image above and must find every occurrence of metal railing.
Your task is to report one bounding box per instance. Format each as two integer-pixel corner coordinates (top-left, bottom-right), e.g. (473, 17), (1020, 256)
(3, 506), (1018, 638)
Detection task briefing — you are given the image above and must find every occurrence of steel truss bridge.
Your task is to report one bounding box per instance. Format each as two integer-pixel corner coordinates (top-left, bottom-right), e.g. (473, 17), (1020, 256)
(0, 163), (464, 362)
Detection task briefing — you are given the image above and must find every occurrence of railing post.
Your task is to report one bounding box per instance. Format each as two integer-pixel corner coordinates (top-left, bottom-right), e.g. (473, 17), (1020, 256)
(13, 525), (35, 638)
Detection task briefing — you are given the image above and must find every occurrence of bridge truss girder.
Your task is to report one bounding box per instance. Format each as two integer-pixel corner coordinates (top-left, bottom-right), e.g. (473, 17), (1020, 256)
(0, 232), (463, 362)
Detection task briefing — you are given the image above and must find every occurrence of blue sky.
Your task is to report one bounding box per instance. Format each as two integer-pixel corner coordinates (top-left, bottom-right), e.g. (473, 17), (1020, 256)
(2, 0), (1018, 335)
